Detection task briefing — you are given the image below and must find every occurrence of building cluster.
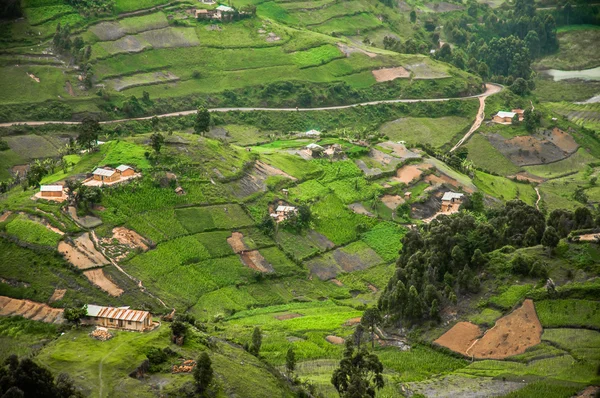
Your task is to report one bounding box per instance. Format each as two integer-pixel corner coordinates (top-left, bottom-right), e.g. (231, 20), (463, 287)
(195, 5), (235, 20)
(91, 164), (135, 183)
(492, 109), (525, 124)
(270, 205), (297, 223)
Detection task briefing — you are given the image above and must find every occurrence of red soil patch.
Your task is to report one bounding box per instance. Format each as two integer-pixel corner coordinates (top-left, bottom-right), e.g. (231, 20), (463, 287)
(367, 284), (378, 293)
(111, 227), (148, 251)
(0, 211), (12, 222)
(239, 250), (274, 273)
(372, 67), (410, 82)
(0, 296), (64, 324)
(330, 278), (344, 287)
(575, 386), (600, 398)
(394, 164), (424, 184)
(59, 233), (109, 269)
(434, 322), (482, 356)
(576, 233), (600, 242)
(326, 335), (345, 345)
(227, 232), (249, 253)
(48, 289), (66, 303)
(344, 317), (361, 326)
(83, 269), (124, 296)
(509, 172), (545, 183)
(435, 300), (543, 359)
(275, 313), (303, 320)
(546, 127), (578, 153)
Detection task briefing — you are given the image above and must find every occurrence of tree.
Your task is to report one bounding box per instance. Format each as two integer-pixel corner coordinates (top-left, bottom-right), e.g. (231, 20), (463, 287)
(429, 299), (440, 322)
(510, 77), (529, 96)
(195, 107), (211, 136)
(410, 10), (416, 23)
(285, 347), (296, 377)
(524, 108), (541, 132)
(151, 115), (159, 131)
(250, 327), (262, 356)
(150, 132), (165, 154)
(194, 352), (213, 397)
(331, 340), (384, 398)
(541, 226), (560, 253)
(361, 308), (382, 349)
(77, 118), (101, 151)
(524, 226), (538, 247)
(259, 215), (276, 236)
(64, 304), (87, 325)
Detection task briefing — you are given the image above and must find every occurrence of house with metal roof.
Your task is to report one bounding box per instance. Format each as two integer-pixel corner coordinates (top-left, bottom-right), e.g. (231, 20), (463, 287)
(116, 164), (135, 177)
(92, 167), (119, 182)
(82, 304), (153, 331)
(40, 185), (64, 198)
(441, 192), (464, 212)
(493, 111), (517, 124)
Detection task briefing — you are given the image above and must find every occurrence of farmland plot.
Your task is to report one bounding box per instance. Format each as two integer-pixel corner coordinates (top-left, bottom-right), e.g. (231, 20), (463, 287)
(175, 204), (254, 233)
(306, 241), (384, 280)
(89, 12), (169, 41)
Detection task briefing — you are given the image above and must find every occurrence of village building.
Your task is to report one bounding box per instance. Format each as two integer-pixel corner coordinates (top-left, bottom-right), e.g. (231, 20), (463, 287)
(215, 4), (235, 19)
(39, 185), (63, 198)
(324, 143), (343, 157)
(305, 129), (321, 137)
(270, 205), (297, 223)
(81, 304), (153, 332)
(195, 8), (216, 18)
(441, 191), (464, 212)
(306, 143), (324, 157)
(404, 192), (412, 200)
(92, 167), (119, 182)
(116, 164), (135, 177)
(512, 109), (525, 121)
(493, 110), (523, 124)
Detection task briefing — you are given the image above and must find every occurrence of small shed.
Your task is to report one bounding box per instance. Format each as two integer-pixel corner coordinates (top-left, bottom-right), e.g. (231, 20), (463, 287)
(441, 192), (464, 212)
(306, 143), (324, 156)
(195, 9), (216, 18)
(215, 4), (234, 19)
(305, 129), (321, 137)
(116, 164), (135, 177)
(81, 305), (153, 332)
(40, 185), (63, 198)
(92, 168), (119, 182)
(271, 205), (297, 222)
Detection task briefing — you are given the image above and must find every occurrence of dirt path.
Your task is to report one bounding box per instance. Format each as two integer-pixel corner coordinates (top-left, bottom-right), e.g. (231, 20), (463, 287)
(0, 84), (503, 128)
(449, 83), (502, 152)
(535, 187), (541, 210)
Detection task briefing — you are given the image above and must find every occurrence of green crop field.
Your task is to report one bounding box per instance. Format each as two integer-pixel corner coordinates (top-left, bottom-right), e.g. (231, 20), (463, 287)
(379, 116), (472, 148)
(466, 134), (521, 176)
(534, 27), (600, 71)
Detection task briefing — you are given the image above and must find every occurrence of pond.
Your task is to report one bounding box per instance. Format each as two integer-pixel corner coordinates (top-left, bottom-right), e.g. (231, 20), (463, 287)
(540, 66), (600, 81)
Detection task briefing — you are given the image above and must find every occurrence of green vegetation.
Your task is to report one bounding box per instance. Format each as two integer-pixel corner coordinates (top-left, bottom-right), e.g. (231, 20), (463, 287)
(534, 28), (600, 71)
(4, 214), (62, 246)
(379, 116), (472, 148)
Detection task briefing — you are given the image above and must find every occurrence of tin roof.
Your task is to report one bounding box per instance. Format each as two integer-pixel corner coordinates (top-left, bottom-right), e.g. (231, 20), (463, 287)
(441, 192), (464, 201)
(86, 304), (150, 322)
(216, 5), (234, 11)
(276, 205), (296, 212)
(116, 165), (133, 172)
(40, 185), (63, 192)
(305, 129), (321, 136)
(92, 168), (116, 177)
(496, 111), (516, 119)
(306, 143), (323, 150)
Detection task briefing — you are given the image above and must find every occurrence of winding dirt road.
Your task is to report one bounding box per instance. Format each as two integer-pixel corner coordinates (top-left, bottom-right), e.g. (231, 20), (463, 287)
(449, 83), (502, 152)
(0, 84), (502, 128)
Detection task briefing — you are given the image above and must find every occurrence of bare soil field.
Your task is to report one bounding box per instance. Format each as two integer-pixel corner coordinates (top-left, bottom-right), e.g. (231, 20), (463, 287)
(487, 128), (579, 166)
(348, 203), (374, 216)
(337, 42), (376, 58)
(0, 211), (12, 222)
(83, 269), (124, 296)
(101, 227), (149, 261)
(59, 233), (109, 270)
(227, 232), (249, 253)
(330, 278), (344, 287)
(372, 67), (410, 82)
(326, 335), (345, 345)
(392, 164), (427, 184)
(435, 300), (542, 359)
(344, 317), (361, 326)
(381, 195), (404, 209)
(434, 322), (482, 356)
(410, 187), (444, 220)
(228, 161), (295, 198)
(0, 296), (64, 324)
(378, 141), (421, 160)
(576, 233), (600, 242)
(406, 62), (450, 79)
(275, 313), (303, 320)
(307, 245), (383, 280)
(48, 289), (66, 303)
(67, 206), (103, 228)
(239, 250), (274, 273)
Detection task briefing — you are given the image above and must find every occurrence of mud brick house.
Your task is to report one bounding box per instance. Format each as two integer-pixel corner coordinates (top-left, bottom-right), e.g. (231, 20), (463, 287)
(82, 305), (153, 332)
(493, 111), (517, 124)
(40, 185), (63, 198)
(441, 192), (464, 212)
(270, 205), (297, 223)
(116, 164), (135, 177)
(92, 167), (119, 182)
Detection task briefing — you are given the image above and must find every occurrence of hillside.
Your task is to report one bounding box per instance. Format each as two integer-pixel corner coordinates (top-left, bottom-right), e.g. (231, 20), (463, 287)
(0, 0), (600, 397)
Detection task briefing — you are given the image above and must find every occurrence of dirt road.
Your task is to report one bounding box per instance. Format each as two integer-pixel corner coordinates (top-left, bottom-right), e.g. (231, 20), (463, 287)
(449, 83), (502, 152)
(0, 84), (503, 128)
(535, 187), (541, 210)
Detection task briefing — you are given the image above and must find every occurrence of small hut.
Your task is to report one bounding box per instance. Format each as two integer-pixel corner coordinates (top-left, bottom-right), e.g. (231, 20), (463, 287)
(40, 185), (63, 198)
(116, 165), (135, 177)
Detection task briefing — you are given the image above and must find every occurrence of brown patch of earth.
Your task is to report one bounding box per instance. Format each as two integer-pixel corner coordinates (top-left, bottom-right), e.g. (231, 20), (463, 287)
(367, 284), (378, 293)
(337, 42), (376, 58)
(575, 386), (600, 398)
(372, 67), (410, 82)
(381, 195), (404, 210)
(229, 161), (295, 198)
(27, 73), (40, 83)
(435, 299), (542, 359)
(576, 233), (600, 242)
(545, 127), (579, 153)
(83, 269), (124, 296)
(344, 317), (361, 326)
(227, 232), (249, 253)
(348, 203), (374, 217)
(509, 171), (545, 183)
(330, 278), (344, 287)
(0, 211), (12, 222)
(0, 296), (64, 324)
(275, 313), (303, 320)
(48, 289), (66, 303)
(326, 335), (345, 345)
(239, 250), (274, 273)
(111, 227), (148, 251)
(67, 206), (103, 228)
(434, 321), (482, 356)
(65, 81), (75, 96)
(393, 164), (425, 184)
(378, 141), (421, 160)
(59, 233), (109, 269)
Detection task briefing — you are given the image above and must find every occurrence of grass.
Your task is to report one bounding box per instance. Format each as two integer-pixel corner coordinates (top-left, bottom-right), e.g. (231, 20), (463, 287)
(542, 328), (600, 361)
(467, 308), (502, 327)
(535, 299), (600, 329)
(310, 13), (382, 36)
(326, 177), (382, 204)
(99, 140), (152, 169)
(534, 78), (600, 103)
(487, 284), (533, 310)
(524, 148), (598, 179)
(4, 214), (61, 246)
(0, 316), (59, 362)
(174, 204), (254, 233)
(0, 149), (25, 181)
(289, 180), (330, 202)
(534, 27), (600, 71)
(466, 134), (521, 176)
(360, 221), (406, 262)
(473, 170), (537, 205)
(500, 380), (585, 398)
